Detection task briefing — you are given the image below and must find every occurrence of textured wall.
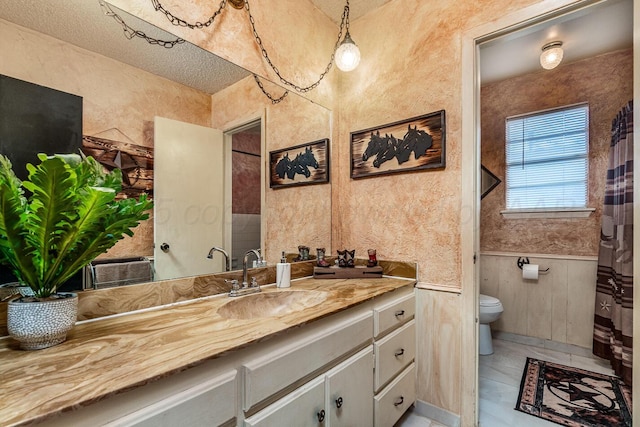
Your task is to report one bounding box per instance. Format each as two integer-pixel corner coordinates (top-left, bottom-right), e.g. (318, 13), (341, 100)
(232, 132), (261, 215)
(480, 49), (633, 256)
(211, 77), (333, 264)
(0, 19), (212, 259)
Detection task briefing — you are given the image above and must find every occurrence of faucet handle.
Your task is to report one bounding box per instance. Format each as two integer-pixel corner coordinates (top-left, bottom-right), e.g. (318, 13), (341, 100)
(250, 277), (259, 288)
(225, 279), (240, 290)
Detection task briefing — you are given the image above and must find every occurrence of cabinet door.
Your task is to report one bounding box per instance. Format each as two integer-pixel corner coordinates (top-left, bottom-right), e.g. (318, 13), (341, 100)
(325, 346), (374, 427)
(244, 376), (326, 427)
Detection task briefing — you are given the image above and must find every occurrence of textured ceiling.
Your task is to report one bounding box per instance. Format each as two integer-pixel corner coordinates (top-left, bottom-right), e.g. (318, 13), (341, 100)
(0, 0), (250, 95)
(309, 0), (393, 23)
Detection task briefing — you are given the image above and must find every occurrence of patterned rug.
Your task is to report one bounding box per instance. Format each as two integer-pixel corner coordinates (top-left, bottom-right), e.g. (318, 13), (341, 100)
(516, 358), (632, 427)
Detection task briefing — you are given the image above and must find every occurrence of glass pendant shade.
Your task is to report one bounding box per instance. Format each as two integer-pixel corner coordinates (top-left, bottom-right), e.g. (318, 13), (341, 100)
(335, 32), (361, 72)
(540, 42), (563, 70)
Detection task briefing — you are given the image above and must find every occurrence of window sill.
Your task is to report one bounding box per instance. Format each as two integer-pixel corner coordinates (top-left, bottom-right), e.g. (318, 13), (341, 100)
(500, 208), (595, 219)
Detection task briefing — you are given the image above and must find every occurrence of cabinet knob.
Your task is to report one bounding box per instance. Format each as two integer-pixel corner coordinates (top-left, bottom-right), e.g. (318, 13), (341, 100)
(160, 243), (170, 253)
(394, 396), (404, 407)
(317, 409), (325, 422)
(395, 348), (405, 357)
(394, 309), (405, 318)
(335, 396), (343, 408)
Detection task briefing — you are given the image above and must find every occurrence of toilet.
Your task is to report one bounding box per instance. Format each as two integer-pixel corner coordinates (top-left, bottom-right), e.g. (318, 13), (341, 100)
(479, 294), (503, 355)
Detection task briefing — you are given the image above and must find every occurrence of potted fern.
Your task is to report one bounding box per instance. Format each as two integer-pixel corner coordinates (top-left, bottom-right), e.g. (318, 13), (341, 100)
(0, 153), (152, 350)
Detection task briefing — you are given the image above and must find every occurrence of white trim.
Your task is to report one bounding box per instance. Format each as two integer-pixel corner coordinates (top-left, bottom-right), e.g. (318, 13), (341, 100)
(480, 251), (598, 261)
(500, 207), (595, 219)
(415, 282), (462, 294)
(413, 399), (461, 427)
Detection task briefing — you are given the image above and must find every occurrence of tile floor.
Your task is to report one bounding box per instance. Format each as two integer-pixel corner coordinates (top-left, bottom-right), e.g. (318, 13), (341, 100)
(478, 338), (614, 427)
(397, 337), (614, 427)
(395, 407), (447, 427)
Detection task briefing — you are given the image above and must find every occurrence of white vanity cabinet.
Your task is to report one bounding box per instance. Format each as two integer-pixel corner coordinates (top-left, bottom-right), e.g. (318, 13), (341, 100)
(37, 284), (416, 427)
(244, 346), (374, 427)
(372, 291), (416, 427)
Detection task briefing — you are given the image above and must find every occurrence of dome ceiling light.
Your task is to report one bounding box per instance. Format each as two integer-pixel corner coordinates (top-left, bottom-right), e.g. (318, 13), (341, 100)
(540, 41), (564, 70)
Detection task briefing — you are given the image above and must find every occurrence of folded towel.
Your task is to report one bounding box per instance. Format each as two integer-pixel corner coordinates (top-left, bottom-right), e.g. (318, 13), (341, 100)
(92, 259), (153, 289)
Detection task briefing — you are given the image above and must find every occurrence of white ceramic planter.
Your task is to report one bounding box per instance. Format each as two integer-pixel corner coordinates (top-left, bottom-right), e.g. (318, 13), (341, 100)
(7, 292), (78, 350)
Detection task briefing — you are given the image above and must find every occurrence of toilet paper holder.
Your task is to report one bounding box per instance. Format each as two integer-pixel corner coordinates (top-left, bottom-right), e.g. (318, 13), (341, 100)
(517, 257), (550, 272)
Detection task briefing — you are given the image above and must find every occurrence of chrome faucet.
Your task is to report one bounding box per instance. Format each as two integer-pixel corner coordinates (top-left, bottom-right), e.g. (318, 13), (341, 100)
(228, 249), (262, 297)
(242, 249), (262, 287)
(207, 247), (231, 272)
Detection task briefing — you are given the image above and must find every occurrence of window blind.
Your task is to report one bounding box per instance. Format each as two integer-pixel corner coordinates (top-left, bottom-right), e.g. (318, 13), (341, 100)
(505, 104), (589, 210)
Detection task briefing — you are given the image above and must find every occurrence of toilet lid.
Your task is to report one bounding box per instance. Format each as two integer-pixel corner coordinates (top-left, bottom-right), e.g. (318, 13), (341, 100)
(479, 294), (501, 307)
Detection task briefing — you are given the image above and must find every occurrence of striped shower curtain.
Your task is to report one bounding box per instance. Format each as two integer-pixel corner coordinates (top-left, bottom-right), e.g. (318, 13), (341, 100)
(593, 100), (633, 386)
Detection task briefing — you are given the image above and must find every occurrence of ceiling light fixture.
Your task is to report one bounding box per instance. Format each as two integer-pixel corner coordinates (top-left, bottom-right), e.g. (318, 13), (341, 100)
(335, 3), (360, 72)
(540, 41), (563, 70)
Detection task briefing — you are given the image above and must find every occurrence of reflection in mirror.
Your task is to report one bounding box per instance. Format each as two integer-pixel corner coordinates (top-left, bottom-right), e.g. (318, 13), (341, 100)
(480, 165), (501, 199)
(0, 0), (331, 285)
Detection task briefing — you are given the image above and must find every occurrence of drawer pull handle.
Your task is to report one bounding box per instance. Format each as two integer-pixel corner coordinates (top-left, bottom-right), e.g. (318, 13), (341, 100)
(335, 396), (343, 408)
(395, 310), (405, 318)
(317, 409), (325, 422)
(394, 396), (404, 407)
(395, 348), (405, 357)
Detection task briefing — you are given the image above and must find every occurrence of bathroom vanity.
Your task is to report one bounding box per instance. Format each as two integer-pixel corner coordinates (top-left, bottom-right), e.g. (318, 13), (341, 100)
(0, 277), (416, 426)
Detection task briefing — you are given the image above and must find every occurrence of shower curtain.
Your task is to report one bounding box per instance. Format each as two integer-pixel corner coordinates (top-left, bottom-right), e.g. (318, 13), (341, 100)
(593, 100), (633, 386)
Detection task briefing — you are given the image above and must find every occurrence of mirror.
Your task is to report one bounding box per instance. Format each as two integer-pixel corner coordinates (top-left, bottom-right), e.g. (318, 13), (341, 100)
(0, 0), (332, 284)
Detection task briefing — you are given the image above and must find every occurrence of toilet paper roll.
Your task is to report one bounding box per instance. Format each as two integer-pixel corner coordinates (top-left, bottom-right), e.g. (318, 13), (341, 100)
(522, 264), (539, 280)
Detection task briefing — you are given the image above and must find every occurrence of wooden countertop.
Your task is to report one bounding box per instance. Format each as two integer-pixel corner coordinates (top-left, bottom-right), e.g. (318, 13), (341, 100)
(0, 277), (415, 426)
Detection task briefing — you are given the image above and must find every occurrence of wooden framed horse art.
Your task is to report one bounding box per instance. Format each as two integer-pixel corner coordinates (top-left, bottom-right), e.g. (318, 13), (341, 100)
(351, 110), (445, 179)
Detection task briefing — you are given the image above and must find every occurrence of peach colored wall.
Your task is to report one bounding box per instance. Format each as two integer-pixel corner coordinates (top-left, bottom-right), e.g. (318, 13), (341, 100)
(232, 132), (261, 214)
(335, 0), (570, 416)
(211, 76), (333, 264)
(0, 19), (211, 259)
(480, 49), (633, 256)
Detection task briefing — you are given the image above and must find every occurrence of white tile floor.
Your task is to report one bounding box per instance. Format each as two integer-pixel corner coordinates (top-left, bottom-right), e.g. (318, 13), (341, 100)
(397, 337), (614, 427)
(395, 407), (447, 427)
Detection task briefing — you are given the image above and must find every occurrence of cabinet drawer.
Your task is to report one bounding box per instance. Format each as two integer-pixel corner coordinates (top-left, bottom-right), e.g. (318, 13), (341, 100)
(374, 363), (416, 427)
(374, 319), (415, 391)
(374, 292), (415, 338)
(244, 376), (325, 427)
(243, 310), (373, 411)
(108, 370), (237, 427)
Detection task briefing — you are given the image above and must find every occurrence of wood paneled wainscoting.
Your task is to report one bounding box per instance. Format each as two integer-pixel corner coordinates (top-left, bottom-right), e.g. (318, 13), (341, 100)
(480, 252), (598, 349)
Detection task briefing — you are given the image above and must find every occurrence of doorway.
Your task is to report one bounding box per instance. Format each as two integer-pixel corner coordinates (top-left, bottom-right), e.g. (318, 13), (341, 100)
(461, 0), (638, 425)
(224, 120), (263, 271)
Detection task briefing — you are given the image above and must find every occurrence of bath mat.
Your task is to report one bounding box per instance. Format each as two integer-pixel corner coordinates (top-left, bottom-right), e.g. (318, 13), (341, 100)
(515, 357), (632, 427)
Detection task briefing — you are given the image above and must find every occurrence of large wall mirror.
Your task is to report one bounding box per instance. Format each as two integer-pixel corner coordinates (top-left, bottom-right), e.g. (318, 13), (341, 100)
(0, 0), (333, 286)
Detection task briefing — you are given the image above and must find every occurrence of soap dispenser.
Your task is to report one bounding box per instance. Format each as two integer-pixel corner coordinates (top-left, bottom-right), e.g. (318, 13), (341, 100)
(276, 251), (291, 288)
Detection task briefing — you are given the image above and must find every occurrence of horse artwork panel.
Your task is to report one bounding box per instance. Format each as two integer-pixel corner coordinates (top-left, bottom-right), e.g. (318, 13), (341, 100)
(351, 110), (445, 179)
(270, 139), (330, 189)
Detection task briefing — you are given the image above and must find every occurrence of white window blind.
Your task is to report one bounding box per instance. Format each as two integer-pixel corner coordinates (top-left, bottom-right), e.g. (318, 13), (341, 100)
(505, 104), (589, 210)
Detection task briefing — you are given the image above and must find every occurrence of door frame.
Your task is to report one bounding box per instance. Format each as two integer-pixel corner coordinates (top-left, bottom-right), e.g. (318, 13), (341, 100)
(460, 0), (639, 424)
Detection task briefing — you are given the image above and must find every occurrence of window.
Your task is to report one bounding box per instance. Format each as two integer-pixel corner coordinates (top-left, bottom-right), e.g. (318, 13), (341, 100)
(505, 103), (589, 211)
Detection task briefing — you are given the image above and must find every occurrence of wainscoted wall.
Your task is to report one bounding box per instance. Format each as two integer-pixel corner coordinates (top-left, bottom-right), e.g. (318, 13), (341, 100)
(231, 214), (261, 270)
(481, 49), (633, 256)
(480, 252), (597, 349)
(415, 288), (462, 415)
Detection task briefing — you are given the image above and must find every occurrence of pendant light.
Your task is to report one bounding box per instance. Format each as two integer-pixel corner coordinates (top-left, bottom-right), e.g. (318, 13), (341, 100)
(335, 1), (360, 72)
